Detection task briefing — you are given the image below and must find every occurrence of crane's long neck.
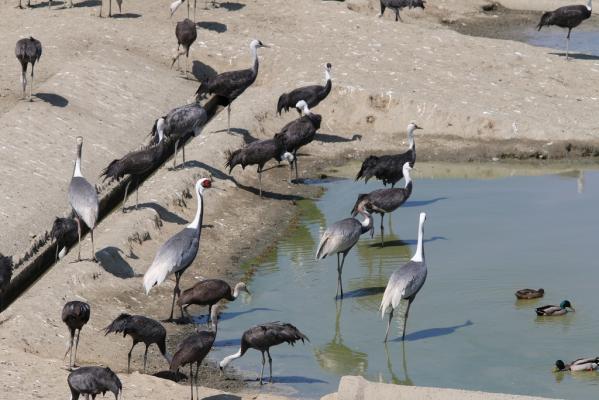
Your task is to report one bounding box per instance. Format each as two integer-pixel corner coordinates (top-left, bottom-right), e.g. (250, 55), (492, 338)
(221, 348), (243, 368)
(232, 285), (241, 299)
(251, 45), (259, 74)
(407, 128), (415, 150)
(73, 143), (83, 178)
(360, 212), (373, 234)
(412, 218), (425, 262)
(587, 0), (592, 11)
(187, 191), (204, 230)
(404, 168), (412, 189)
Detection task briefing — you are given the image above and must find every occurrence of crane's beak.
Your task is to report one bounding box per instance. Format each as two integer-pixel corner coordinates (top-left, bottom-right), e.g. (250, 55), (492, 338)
(261, 44), (271, 48)
(415, 125), (423, 130)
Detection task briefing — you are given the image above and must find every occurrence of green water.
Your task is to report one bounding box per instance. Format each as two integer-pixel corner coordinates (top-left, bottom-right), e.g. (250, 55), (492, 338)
(206, 166), (599, 399)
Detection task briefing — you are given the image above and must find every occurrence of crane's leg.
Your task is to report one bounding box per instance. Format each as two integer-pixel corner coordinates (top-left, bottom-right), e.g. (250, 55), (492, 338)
(29, 63), (35, 100)
(195, 361), (200, 400)
(122, 180), (131, 212)
(20, 65), (27, 99)
(189, 364), (194, 400)
(227, 104), (231, 134)
(182, 142), (186, 166)
(380, 213), (385, 248)
(267, 349), (273, 383)
(187, 0), (190, 18)
(402, 298), (414, 341)
(143, 344), (149, 373)
(258, 166), (263, 197)
(207, 304), (212, 326)
(127, 342), (137, 373)
(166, 273), (181, 321)
(288, 161), (293, 183)
(109, 0), (112, 17)
(338, 252), (348, 299)
(566, 29), (571, 61)
(193, 0), (196, 23)
(73, 329), (81, 367)
(64, 328), (75, 369)
(335, 253), (341, 298)
(75, 217), (82, 261)
(173, 139), (180, 169)
(384, 309), (394, 342)
(135, 178), (140, 209)
(90, 228), (97, 262)
(294, 150), (299, 181)
(259, 351), (266, 385)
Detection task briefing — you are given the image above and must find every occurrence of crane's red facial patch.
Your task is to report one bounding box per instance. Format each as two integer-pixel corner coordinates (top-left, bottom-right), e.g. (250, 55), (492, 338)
(201, 179), (212, 188)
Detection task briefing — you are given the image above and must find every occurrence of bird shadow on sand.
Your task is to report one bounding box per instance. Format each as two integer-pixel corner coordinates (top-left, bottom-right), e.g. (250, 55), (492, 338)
(315, 133), (362, 143)
(29, 1), (57, 8)
(219, 1), (245, 11)
(192, 60), (218, 82)
(95, 247), (141, 278)
(234, 179), (303, 201)
(392, 320), (473, 342)
(153, 370), (188, 382)
(341, 286), (386, 299)
(111, 12), (142, 18)
(72, 0), (101, 7)
(36, 92), (68, 107)
(204, 395), (242, 400)
(403, 197), (448, 208)
(197, 21), (227, 33)
(133, 202), (188, 225)
(212, 127), (257, 144)
(549, 52), (599, 60)
(182, 160), (231, 180)
(368, 236), (447, 248)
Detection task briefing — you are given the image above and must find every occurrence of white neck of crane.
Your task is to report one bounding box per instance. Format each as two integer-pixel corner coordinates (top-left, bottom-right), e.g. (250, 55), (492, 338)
(360, 213), (371, 229)
(587, 0), (592, 11)
(220, 348), (242, 368)
(251, 44), (258, 72)
(404, 167), (412, 188)
(233, 284), (242, 298)
(325, 69), (331, 82)
(187, 189), (204, 229)
(411, 216), (425, 262)
(407, 127), (415, 149)
(74, 154), (82, 177)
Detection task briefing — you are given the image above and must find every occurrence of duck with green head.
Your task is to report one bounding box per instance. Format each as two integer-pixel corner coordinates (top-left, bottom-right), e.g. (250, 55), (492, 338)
(555, 357), (599, 372)
(536, 300), (575, 316)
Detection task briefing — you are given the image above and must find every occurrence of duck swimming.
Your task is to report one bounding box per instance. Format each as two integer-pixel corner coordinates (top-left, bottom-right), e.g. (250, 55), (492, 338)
(555, 357), (599, 372)
(515, 288), (544, 299)
(536, 300), (575, 316)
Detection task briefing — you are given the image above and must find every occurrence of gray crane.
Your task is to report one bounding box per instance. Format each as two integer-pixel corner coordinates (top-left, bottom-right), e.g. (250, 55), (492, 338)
(537, 0), (592, 60)
(195, 39), (269, 135)
(143, 178), (212, 322)
(316, 207), (374, 299)
(15, 36), (42, 101)
(380, 212), (427, 342)
(277, 63), (332, 115)
(67, 366), (122, 400)
(104, 313), (172, 373)
(62, 301), (91, 369)
(68, 137), (99, 262)
(219, 322), (308, 384)
(351, 162), (413, 247)
(172, 19), (197, 78)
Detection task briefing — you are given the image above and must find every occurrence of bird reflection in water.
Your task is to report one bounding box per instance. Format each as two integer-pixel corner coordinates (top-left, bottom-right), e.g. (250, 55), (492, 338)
(380, 341), (412, 386)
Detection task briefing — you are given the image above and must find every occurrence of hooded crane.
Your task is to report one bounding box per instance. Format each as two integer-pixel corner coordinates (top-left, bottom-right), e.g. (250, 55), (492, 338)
(380, 212), (427, 342)
(143, 178), (212, 322)
(0, 254), (13, 302)
(51, 217), (78, 260)
(195, 39), (269, 135)
(351, 162), (413, 247)
(379, 0), (426, 22)
(278, 100), (322, 183)
(356, 122), (421, 188)
(178, 279), (250, 325)
(152, 102), (208, 169)
(101, 127), (167, 212)
(219, 322), (308, 384)
(68, 136), (99, 262)
(170, 305), (220, 400)
(537, 0), (592, 60)
(62, 301), (91, 369)
(104, 314), (172, 373)
(15, 36), (42, 101)
(225, 133), (294, 197)
(172, 19), (197, 78)
(277, 63), (332, 115)
(68, 366), (122, 400)
(316, 207), (374, 299)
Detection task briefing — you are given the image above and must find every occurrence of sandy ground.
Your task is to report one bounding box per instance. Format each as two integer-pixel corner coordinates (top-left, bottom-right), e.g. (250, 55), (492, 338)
(1, 0), (599, 398)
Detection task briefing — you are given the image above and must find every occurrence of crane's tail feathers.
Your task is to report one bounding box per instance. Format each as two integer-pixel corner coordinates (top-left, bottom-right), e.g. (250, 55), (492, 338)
(355, 156), (379, 182)
(379, 283), (402, 319)
(143, 262), (169, 295)
(100, 159), (122, 182)
(276, 93), (289, 115)
(351, 194), (369, 217)
(537, 12), (551, 31)
(103, 313), (132, 335)
(315, 235), (329, 260)
(224, 149), (242, 173)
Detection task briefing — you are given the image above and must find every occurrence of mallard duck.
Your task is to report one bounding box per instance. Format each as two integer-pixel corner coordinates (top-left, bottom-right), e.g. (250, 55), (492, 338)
(555, 357), (599, 372)
(536, 300), (575, 316)
(515, 288), (544, 299)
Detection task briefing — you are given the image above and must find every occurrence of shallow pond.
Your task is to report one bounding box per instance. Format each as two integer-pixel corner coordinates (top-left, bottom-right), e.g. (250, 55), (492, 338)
(201, 164), (599, 399)
(524, 27), (599, 58)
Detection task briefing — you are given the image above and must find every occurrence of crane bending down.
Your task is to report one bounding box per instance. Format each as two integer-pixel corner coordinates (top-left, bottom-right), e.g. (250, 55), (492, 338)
(62, 301), (91, 369)
(277, 63), (332, 115)
(15, 36), (42, 100)
(68, 366), (122, 400)
(68, 137), (99, 262)
(219, 322), (309, 384)
(537, 0), (592, 60)
(380, 212), (427, 342)
(143, 178), (212, 322)
(195, 39), (269, 135)
(316, 207), (374, 299)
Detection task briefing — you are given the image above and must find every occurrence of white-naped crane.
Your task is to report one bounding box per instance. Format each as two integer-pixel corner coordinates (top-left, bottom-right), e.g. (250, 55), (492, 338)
(225, 133), (294, 197)
(356, 122), (421, 188)
(278, 100), (321, 183)
(15, 36), (42, 101)
(380, 212), (427, 342)
(104, 313), (172, 373)
(172, 19), (197, 78)
(143, 178), (212, 322)
(219, 322), (308, 385)
(101, 127), (167, 212)
(62, 301), (91, 369)
(277, 63), (332, 115)
(316, 207), (374, 299)
(178, 279), (249, 325)
(379, 0), (426, 22)
(195, 39), (270, 135)
(68, 137), (99, 262)
(351, 162), (413, 247)
(0, 254), (13, 299)
(537, 0), (592, 60)
(68, 366), (122, 400)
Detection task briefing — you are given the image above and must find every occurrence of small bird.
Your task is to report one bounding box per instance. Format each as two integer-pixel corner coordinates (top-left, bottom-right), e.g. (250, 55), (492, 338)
(277, 63), (332, 115)
(62, 301), (91, 369)
(67, 366), (122, 400)
(379, 0), (426, 22)
(537, 0), (592, 60)
(536, 300), (575, 316)
(219, 322), (308, 384)
(51, 217), (78, 260)
(172, 19), (197, 78)
(515, 288), (545, 300)
(380, 212), (427, 342)
(143, 178), (212, 322)
(555, 357), (599, 372)
(356, 122), (422, 188)
(68, 137), (100, 262)
(178, 279), (250, 325)
(104, 314), (172, 373)
(316, 207), (374, 299)
(351, 162), (413, 247)
(15, 36), (42, 100)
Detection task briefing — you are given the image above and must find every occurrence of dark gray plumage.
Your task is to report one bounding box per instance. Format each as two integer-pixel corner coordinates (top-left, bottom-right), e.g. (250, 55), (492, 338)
(379, 0), (426, 21)
(15, 36), (42, 100)
(316, 209), (374, 299)
(351, 162), (413, 247)
(356, 122), (421, 188)
(67, 366), (122, 400)
(380, 212), (427, 342)
(219, 322), (308, 384)
(537, 0), (592, 60)
(68, 137), (99, 262)
(225, 133), (293, 197)
(172, 19), (197, 77)
(0, 254), (13, 299)
(104, 314), (171, 373)
(51, 217), (78, 260)
(62, 301), (91, 369)
(277, 63), (332, 115)
(195, 39), (269, 134)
